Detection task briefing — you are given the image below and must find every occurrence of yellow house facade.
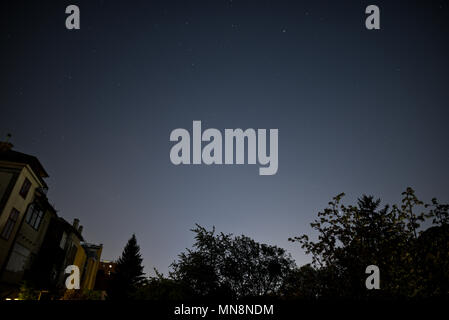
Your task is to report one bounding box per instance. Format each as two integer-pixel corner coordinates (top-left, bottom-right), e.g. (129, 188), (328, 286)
(69, 241), (103, 290)
(80, 243), (102, 290)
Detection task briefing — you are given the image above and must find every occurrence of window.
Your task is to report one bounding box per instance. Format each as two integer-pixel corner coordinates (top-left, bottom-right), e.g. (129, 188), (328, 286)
(19, 178), (31, 199)
(25, 203), (44, 230)
(1, 208), (20, 240)
(60, 232), (67, 249)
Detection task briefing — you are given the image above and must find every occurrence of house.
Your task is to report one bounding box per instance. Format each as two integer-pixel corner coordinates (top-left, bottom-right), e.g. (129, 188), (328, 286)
(31, 216), (103, 291)
(0, 140), (54, 296)
(0, 140), (103, 298)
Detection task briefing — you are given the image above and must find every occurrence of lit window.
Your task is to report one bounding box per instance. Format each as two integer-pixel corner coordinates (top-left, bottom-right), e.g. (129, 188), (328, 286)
(1, 208), (20, 240)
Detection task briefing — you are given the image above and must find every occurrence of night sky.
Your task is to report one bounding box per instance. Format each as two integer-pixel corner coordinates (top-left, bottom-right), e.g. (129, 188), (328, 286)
(1, 0), (448, 275)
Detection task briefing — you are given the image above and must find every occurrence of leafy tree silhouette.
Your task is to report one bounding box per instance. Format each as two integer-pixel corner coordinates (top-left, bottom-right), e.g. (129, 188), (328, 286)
(110, 189), (449, 300)
(415, 197), (449, 297)
(288, 187), (449, 298)
(169, 224), (295, 299)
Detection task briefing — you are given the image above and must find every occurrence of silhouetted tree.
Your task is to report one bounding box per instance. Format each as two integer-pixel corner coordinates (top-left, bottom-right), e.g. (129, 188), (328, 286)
(280, 264), (321, 299)
(134, 269), (194, 300)
(415, 197), (449, 297)
(289, 187), (449, 298)
(107, 234), (145, 300)
(170, 225), (295, 299)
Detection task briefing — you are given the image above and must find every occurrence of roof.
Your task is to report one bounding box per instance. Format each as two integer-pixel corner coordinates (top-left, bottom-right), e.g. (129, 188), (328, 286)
(0, 149), (49, 178)
(58, 217), (84, 242)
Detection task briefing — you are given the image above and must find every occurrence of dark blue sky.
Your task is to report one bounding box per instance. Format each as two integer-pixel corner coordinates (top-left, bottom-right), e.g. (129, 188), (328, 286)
(1, 0), (448, 275)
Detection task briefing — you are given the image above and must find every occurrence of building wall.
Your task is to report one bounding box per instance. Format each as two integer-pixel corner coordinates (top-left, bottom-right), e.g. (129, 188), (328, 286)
(1, 204), (57, 285)
(0, 163), (44, 275)
(0, 167), (19, 210)
(23, 217), (79, 291)
(81, 245), (102, 290)
(57, 230), (83, 287)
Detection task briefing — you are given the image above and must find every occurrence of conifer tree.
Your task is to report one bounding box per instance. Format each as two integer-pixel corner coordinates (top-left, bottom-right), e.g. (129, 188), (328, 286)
(107, 234), (145, 300)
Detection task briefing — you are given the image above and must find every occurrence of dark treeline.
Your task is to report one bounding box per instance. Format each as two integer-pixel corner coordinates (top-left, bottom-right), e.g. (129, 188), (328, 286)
(107, 187), (448, 300)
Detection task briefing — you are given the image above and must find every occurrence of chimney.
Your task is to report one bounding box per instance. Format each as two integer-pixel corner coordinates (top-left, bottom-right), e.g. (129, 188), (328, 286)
(78, 225), (83, 235)
(73, 218), (79, 229)
(0, 134), (13, 151)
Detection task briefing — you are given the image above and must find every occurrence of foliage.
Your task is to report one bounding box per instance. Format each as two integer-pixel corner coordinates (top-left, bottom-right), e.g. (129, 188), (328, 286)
(169, 224), (296, 299)
(60, 289), (103, 300)
(134, 269), (194, 300)
(17, 282), (39, 300)
(289, 187), (449, 298)
(20, 187), (444, 300)
(280, 264), (320, 299)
